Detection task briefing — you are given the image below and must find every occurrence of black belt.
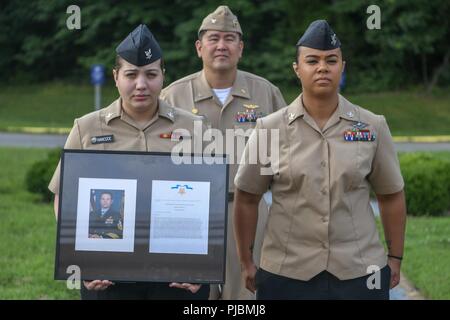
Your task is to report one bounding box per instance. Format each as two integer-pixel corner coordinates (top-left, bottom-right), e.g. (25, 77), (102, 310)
(228, 192), (234, 202)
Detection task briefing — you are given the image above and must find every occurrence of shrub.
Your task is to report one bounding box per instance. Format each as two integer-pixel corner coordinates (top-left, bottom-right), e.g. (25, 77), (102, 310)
(399, 153), (450, 216)
(25, 148), (61, 202)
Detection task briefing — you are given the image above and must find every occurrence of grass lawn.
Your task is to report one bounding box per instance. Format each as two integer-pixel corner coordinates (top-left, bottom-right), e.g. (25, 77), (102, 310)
(0, 147), (78, 299)
(402, 216), (450, 300)
(0, 84), (449, 136)
(0, 83), (119, 131)
(376, 215), (450, 300)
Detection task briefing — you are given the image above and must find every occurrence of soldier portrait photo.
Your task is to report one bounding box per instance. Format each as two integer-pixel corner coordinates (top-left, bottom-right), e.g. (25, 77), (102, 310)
(88, 190), (124, 240)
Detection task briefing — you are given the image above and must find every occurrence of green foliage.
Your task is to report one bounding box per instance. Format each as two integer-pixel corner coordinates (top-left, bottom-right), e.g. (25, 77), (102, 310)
(0, 83), (119, 129)
(25, 148), (61, 202)
(0, 0), (448, 91)
(348, 90), (450, 136)
(376, 216), (450, 299)
(399, 153), (450, 216)
(0, 148), (79, 299)
(401, 216), (450, 299)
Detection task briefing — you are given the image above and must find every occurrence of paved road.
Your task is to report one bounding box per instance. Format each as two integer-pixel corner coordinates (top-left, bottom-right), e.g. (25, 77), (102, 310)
(1, 132), (450, 151)
(0, 133), (67, 148)
(395, 142), (450, 152)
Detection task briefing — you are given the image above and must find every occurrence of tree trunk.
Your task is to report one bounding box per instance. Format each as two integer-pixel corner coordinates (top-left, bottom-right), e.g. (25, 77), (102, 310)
(427, 49), (450, 93)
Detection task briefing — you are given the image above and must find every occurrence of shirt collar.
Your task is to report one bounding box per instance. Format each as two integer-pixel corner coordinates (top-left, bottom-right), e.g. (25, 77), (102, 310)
(103, 98), (122, 125)
(287, 94), (305, 125)
(337, 94), (358, 121)
(230, 70), (251, 99)
(192, 70), (251, 103)
(287, 93), (358, 125)
(193, 71), (214, 102)
(157, 99), (176, 122)
(104, 98), (175, 125)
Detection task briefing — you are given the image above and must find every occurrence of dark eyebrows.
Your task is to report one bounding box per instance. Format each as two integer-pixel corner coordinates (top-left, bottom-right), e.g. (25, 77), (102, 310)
(305, 54), (339, 59)
(144, 68), (160, 72)
(123, 68), (159, 73)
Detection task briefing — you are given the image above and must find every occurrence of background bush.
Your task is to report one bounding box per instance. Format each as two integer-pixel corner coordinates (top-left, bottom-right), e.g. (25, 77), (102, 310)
(25, 148), (61, 202)
(399, 153), (450, 216)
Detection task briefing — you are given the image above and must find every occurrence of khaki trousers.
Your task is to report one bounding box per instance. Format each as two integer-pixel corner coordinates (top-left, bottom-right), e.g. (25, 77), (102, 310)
(209, 197), (269, 300)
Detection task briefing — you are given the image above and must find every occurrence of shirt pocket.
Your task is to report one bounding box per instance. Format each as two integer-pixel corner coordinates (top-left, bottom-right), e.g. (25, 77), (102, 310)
(233, 123), (256, 134)
(233, 124), (255, 159)
(354, 139), (377, 186)
(333, 138), (361, 192)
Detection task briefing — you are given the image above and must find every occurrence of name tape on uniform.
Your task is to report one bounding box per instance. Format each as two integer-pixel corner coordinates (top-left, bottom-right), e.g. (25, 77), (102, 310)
(91, 135), (114, 144)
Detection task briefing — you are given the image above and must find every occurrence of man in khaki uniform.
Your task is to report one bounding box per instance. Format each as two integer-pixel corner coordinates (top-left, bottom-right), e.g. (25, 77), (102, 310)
(234, 20), (406, 299)
(49, 24), (209, 300)
(160, 5), (286, 300)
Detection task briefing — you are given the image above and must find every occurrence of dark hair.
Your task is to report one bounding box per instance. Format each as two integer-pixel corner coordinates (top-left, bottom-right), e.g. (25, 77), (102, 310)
(198, 30), (243, 41)
(295, 46), (344, 63)
(114, 55), (165, 72)
(100, 191), (113, 199)
(295, 46), (300, 64)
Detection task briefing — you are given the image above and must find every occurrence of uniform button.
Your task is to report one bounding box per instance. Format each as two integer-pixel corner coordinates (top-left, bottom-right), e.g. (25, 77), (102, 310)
(321, 188), (327, 195)
(322, 217), (328, 223)
(321, 161), (327, 167)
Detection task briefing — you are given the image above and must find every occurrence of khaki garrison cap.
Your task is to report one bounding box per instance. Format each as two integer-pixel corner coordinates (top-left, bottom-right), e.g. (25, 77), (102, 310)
(198, 5), (243, 36)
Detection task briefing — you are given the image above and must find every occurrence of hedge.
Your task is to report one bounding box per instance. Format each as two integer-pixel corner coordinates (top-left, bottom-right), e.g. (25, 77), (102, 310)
(399, 153), (450, 216)
(25, 148), (61, 202)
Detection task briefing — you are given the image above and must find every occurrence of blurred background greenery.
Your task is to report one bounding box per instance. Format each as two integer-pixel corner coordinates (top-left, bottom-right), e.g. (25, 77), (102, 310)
(1, 0), (449, 93)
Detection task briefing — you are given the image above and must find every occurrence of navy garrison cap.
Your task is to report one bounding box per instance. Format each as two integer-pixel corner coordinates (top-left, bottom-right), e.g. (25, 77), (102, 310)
(296, 20), (341, 50)
(116, 24), (162, 66)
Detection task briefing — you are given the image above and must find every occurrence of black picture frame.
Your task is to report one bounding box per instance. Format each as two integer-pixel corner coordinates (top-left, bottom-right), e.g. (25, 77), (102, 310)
(54, 150), (228, 284)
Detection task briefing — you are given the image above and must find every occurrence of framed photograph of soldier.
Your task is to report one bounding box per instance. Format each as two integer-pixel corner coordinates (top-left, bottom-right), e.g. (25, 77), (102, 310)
(55, 150), (229, 284)
(75, 179), (137, 253)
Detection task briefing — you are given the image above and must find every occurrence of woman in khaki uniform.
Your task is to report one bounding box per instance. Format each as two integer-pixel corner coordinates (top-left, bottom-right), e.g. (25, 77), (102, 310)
(49, 24), (208, 300)
(233, 20), (407, 299)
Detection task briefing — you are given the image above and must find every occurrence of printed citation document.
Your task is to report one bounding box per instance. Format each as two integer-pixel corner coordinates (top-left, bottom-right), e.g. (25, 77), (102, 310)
(149, 180), (211, 255)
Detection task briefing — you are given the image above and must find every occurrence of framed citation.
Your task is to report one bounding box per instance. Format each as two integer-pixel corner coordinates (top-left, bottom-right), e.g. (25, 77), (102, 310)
(54, 150), (228, 284)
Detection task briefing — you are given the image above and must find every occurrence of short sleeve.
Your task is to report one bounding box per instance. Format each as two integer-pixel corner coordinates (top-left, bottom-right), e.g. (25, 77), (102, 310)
(234, 119), (273, 195)
(368, 116), (404, 194)
(159, 87), (171, 104)
(271, 85), (287, 112)
(48, 119), (83, 194)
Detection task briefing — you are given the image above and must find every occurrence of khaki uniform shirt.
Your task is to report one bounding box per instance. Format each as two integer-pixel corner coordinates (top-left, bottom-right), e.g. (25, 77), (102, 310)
(160, 70), (286, 191)
(234, 94), (404, 281)
(49, 98), (203, 194)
